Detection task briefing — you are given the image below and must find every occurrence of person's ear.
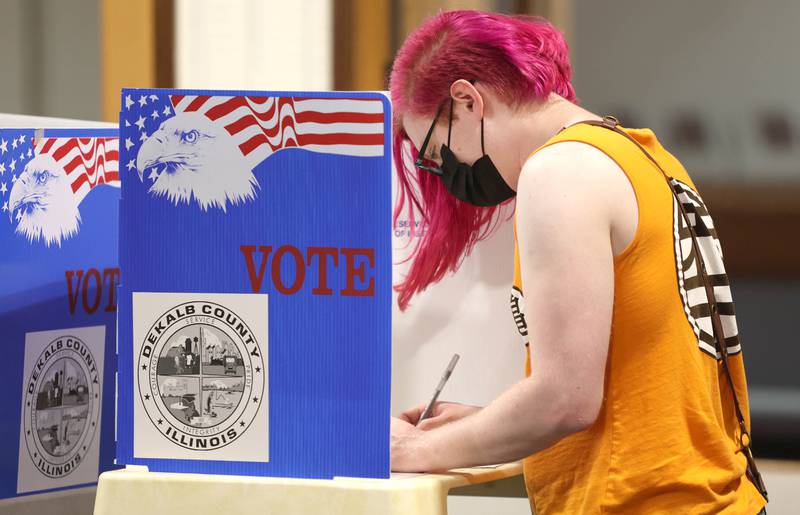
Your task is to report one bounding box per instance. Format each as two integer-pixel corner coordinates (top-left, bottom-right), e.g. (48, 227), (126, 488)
(449, 79), (484, 120)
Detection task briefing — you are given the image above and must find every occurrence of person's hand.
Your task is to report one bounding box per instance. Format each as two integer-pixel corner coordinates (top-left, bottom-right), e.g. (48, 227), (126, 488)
(399, 401), (482, 431)
(391, 416), (428, 472)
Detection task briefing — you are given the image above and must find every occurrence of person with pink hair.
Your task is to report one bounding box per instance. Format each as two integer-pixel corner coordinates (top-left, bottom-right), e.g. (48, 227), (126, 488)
(390, 10), (767, 514)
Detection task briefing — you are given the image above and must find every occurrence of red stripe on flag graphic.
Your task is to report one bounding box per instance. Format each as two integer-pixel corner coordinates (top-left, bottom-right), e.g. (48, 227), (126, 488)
(40, 138), (57, 154)
(38, 137), (120, 197)
(170, 94), (385, 159)
(185, 96), (211, 112)
(294, 111), (384, 124)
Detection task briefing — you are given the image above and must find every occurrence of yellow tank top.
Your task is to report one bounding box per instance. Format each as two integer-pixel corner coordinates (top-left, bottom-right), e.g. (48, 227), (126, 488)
(511, 122), (766, 514)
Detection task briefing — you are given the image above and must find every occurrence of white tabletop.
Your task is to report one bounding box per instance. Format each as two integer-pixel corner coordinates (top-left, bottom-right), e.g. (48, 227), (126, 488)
(93, 462), (524, 515)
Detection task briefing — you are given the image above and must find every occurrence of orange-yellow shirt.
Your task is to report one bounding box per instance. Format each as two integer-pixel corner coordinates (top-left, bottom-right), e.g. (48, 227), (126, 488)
(510, 122), (767, 514)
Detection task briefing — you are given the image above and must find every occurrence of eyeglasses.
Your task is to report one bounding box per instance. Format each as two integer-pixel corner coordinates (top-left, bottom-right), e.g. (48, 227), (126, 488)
(414, 80), (479, 177)
(413, 99), (453, 177)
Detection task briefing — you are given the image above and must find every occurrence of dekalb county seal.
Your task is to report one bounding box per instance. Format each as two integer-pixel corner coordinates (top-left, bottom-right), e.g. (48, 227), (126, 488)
(138, 301), (265, 451)
(22, 335), (101, 478)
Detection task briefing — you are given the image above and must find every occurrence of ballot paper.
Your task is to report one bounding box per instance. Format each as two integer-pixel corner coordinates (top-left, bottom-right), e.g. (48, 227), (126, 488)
(0, 127), (120, 497)
(116, 89), (392, 479)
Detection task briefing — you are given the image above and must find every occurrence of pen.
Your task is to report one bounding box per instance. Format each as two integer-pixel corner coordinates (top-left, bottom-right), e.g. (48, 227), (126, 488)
(416, 353), (460, 426)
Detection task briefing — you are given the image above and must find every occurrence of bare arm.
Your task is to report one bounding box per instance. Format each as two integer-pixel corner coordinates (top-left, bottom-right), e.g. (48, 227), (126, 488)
(392, 143), (625, 471)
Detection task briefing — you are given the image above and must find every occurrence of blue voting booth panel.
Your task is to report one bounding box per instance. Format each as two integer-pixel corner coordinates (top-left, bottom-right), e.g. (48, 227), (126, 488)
(117, 89), (392, 479)
(0, 128), (120, 498)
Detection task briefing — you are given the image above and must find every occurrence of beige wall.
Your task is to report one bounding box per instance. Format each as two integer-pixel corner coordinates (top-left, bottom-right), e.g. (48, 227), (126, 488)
(174, 0), (332, 90)
(0, 0), (101, 120)
(571, 0), (800, 182)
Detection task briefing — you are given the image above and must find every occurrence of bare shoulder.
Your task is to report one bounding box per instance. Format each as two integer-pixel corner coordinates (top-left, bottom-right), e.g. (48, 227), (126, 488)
(517, 141), (637, 256)
(519, 141), (627, 200)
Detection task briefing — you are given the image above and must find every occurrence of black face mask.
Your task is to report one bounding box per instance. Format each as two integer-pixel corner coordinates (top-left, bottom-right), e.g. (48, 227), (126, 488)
(415, 98), (516, 207)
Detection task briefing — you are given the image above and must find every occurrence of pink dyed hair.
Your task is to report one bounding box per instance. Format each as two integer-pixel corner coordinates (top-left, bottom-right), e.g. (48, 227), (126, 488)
(390, 10), (577, 310)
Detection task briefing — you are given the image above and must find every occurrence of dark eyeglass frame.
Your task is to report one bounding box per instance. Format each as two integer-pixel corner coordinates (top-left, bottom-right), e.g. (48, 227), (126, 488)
(413, 99), (451, 177)
(413, 80), (479, 177)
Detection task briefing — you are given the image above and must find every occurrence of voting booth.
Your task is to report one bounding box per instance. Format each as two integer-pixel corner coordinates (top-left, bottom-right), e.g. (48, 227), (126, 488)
(115, 89), (393, 479)
(86, 88), (526, 515)
(0, 125), (121, 506)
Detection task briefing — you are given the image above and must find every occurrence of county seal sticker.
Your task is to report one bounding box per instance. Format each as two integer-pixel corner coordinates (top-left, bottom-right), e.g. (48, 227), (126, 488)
(17, 325), (106, 494)
(132, 292), (269, 463)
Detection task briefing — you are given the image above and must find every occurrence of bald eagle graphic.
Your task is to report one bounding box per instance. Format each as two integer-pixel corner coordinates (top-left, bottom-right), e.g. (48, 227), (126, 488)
(8, 154), (81, 247)
(136, 112), (259, 211)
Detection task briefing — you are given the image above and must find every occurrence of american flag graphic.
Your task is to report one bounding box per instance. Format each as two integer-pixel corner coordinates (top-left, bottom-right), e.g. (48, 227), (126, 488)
(170, 95), (385, 161)
(121, 92), (385, 170)
(120, 90), (386, 211)
(0, 130), (119, 216)
(35, 136), (120, 202)
(0, 130), (32, 216)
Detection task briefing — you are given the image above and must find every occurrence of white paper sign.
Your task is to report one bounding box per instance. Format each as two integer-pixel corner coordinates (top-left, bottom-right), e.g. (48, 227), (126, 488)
(132, 292), (269, 463)
(17, 325), (106, 493)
